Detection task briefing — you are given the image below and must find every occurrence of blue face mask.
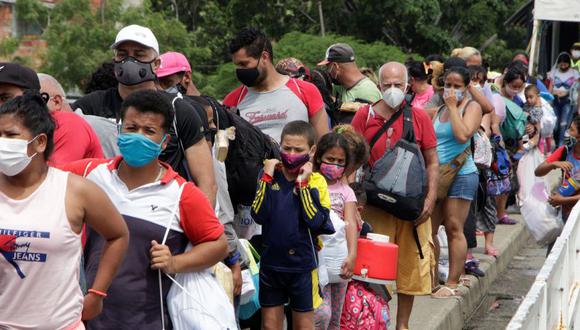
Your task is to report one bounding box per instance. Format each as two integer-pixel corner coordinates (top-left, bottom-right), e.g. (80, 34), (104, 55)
(117, 133), (166, 167)
(444, 87), (464, 102)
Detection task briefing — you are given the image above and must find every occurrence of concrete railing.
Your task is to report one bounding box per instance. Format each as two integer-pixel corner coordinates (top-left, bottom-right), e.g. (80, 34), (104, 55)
(507, 203), (580, 330)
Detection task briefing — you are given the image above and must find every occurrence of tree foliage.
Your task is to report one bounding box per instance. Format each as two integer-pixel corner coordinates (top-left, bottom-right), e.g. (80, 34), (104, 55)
(41, 0), (208, 90)
(10, 0), (530, 92)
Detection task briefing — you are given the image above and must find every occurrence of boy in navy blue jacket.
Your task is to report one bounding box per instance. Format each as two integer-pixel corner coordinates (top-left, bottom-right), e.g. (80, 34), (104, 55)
(251, 121), (333, 329)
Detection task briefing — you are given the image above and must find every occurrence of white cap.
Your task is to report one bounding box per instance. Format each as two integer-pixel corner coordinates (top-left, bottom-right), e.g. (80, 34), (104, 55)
(111, 24), (159, 54)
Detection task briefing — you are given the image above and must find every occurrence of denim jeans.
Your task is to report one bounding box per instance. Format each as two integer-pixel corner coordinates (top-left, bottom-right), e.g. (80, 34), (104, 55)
(554, 97), (573, 146)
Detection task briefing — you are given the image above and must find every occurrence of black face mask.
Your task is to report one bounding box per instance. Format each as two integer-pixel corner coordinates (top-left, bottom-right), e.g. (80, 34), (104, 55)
(236, 56), (262, 87)
(114, 56), (156, 86)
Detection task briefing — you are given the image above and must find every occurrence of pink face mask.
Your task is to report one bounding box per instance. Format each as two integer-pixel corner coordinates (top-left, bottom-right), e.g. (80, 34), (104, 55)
(280, 151), (310, 173)
(320, 162), (345, 180)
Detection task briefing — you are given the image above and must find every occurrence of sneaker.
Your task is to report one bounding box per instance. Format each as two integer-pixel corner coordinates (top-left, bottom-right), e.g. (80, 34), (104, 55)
(465, 260), (485, 277)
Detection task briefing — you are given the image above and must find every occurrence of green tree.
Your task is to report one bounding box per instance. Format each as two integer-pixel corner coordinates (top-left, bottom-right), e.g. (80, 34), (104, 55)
(41, 0), (208, 90)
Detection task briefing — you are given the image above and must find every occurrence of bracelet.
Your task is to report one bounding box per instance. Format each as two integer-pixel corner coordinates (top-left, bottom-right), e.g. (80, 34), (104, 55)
(88, 288), (108, 298)
(224, 250), (241, 266)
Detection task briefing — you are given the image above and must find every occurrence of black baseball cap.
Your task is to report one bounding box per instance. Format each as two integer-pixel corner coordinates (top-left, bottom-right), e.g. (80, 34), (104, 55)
(318, 43), (355, 66)
(0, 63), (40, 91)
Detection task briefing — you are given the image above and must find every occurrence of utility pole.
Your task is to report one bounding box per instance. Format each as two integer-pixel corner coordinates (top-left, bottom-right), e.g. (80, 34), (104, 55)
(318, 0), (325, 37)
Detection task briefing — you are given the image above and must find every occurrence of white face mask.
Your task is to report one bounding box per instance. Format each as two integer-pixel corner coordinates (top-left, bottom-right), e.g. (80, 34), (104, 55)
(572, 50), (580, 59)
(505, 85), (520, 97)
(0, 136), (38, 176)
(382, 86), (405, 109)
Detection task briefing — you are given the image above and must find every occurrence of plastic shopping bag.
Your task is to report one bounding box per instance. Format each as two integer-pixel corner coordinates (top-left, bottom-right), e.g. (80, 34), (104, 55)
(233, 205), (261, 239)
(240, 268), (256, 305)
(239, 239), (261, 320)
(517, 148), (545, 206)
(211, 262), (234, 304)
(436, 225), (449, 283)
(319, 211), (348, 284)
(540, 100), (557, 137)
(167, 247), (237, 330)
(520, 182), (563, 246)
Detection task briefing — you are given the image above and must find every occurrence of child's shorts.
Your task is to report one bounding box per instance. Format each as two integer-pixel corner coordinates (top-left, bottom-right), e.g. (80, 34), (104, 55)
(259, 268), (315, 312)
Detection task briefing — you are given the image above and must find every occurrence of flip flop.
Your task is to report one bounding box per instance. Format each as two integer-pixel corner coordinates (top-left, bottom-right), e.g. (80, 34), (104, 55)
(485, 246), (499, 257)
(498, 215), (517, 225)
(431, 285), (461, 299)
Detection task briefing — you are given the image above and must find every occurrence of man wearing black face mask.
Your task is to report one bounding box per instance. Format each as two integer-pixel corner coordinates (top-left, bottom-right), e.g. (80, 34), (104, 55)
(223, 28), (329, 144)
(73, 24), (217, 207)
(318, 43), (382, 106)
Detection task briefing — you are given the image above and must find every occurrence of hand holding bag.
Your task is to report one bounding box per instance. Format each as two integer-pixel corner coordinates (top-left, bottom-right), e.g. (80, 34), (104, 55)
(162, 184), (237, 330)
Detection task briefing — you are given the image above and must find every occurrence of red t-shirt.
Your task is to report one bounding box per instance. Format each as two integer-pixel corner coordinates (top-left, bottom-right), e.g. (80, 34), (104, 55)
(351, 103), (437, 166)
(49, 111), (104, 166)
(223, 78), (323, 142)
(545, 146), (580, 163)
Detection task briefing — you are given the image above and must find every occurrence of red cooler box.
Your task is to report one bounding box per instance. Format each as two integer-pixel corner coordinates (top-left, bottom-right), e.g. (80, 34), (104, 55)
(354, 237), (398, 280)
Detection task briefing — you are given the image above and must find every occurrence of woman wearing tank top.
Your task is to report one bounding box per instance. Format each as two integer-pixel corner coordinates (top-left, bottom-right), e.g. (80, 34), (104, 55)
(0, 94), (129, 329)
(430, 67), (483, 298)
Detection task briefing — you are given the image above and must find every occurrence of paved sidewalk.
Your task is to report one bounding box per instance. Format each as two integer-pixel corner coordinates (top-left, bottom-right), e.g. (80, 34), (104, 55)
(387, 214), (530, 330)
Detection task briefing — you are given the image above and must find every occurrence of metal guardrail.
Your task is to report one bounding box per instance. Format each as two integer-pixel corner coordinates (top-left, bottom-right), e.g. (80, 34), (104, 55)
(507, 203), (580, 330)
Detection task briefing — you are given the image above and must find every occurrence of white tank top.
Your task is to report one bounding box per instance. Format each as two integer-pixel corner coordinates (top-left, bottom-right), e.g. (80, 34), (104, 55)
(0, 167), (83, 329)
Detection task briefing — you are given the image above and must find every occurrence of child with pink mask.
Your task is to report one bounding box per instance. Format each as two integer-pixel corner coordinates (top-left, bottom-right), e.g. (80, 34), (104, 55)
(312, 132), (358, 330)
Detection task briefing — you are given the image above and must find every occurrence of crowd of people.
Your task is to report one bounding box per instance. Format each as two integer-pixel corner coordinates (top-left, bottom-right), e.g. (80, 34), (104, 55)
(1, 23), (579, 330)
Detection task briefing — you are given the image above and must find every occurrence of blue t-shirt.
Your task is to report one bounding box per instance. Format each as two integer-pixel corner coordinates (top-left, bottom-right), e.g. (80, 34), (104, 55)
(434, 107), (477, 175)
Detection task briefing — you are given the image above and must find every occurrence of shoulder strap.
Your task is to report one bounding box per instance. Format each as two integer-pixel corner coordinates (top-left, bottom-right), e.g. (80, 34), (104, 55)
(291, 78), (304, 98)
(237, 85), (248, 105)
(171, 93), (186, 155)
(161, 183), (187, 245)
(158, 182), (187, 330)
(171, 93), (195, 181)
(401, 103), (415, 143)
(368, 107), (403, 150)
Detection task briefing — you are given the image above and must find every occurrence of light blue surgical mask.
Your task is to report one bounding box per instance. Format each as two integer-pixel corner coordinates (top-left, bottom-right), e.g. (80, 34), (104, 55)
(444, 87), (464, 102)
(117, 133), (166, 167)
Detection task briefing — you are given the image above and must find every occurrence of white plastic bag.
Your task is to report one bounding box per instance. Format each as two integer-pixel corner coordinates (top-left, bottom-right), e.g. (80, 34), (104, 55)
(473, 129), (493, 168)
(240, 268), (256, 305)
(233, 204), (261, 239)
(318, 211), (348, 284)
(540, 99), (557, 137)
(436, 225), (449, 283)
(517, 148), (545, 206)
(521, 182), (563, 246)
(166, 259), (238, 330)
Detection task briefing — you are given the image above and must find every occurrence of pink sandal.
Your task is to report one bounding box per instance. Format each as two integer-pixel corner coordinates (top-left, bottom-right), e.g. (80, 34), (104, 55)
(485, 246), (499, 257)
(498, 215), (517, 225)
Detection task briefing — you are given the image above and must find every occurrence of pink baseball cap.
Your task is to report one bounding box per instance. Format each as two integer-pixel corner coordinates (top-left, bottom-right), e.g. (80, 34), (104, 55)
(157, 52), (191, 78)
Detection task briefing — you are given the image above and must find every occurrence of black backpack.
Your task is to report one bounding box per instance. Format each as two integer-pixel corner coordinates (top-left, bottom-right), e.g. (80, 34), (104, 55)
(204, 96), (280, 210)
(363, 99), (427, 258)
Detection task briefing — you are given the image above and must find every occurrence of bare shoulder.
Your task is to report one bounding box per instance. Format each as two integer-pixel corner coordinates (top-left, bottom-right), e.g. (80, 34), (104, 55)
(467, 99), (483, 113)
(66, 172), (103, 202)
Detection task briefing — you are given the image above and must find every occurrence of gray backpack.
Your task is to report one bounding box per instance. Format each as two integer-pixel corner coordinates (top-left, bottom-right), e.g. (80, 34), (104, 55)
(363, 102), (427, 258)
